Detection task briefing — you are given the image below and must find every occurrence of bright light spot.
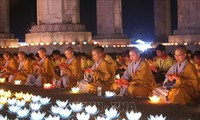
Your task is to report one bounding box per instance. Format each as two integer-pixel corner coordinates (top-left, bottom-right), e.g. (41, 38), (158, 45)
(35, 43), (39, 45)
(19, 42), (29, 46)
(53, 42), (57, 45)
(184, 43), (187, 45)
(40, 42), (44, 46)
(93, 42), (98, 45)
(72, 42), (76, 45)
(83, 42), (87, 45)
(59, 42), (63, 45)
(65, 42), (69, 45)
(45, 42), (50, 45)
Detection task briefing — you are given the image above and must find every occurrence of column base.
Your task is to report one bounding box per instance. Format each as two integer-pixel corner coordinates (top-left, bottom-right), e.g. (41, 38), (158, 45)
(168, 35), (200, 44)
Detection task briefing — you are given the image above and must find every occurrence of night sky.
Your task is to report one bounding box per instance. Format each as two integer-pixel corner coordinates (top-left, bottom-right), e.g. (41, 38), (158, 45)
(9, 0), (177, 42)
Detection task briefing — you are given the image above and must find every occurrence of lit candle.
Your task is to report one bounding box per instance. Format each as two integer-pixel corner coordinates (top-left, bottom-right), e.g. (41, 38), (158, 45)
(71, 87), (80, 93)
(14, 80), (21, 85)
(0, 78), (5, 83)
(43, 83), (52, 89)
(149, 95), (160, 104)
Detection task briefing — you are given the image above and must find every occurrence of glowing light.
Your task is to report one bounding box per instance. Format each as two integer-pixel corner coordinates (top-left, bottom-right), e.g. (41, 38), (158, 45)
(0, 97), (7, 104)
(35, 43), (39, 45)
(45, 42), (50, 45)
(15, 92), (24, 99)
(184, 43), (187, 45)
(83, 42), (87, 45)
(40, 42), (44, 46)
(59, 42), (63, 45)
(0, 78), (5, 83)
(30, 43), (34, 46)
(149, 95), (160, 104)
(53, 42), (57, 45)
(43, 83), (53, 89)
(72, 42), (76, 45)
(71, 87), (80, 94)
(93, 42), (98, 45)
(14, 80), (21, 85)
(65, 42), (69, 45)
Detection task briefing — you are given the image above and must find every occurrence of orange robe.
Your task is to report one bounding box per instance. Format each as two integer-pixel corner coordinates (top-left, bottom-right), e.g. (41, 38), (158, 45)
(1, 58), (18, 79)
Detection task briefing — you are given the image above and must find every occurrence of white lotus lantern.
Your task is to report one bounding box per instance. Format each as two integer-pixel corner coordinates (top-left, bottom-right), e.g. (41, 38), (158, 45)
(56, 100), (68, 108)
(126, 111), (142, 120)
(69, 103), (84, 112)
(59, 108), (72, 119)
(0, 78), (5, 83)
(85, 105), (98, 115)
(7, 98), (17, 105)
(147, 114), (166, 120)
(71, 87), (80, 93)
(30, 111), (46, 120)
(105, 91), (116, 98)
(16, 99), (26, 107)
(105, 107), (120, 119)
(76, 112), (90, 120)
(149, 95), (160, 104)
(23, 93), (32, 102)
(31, 95), (41, 102)
(40, 97), (51, 105)
(0, 89), (4, 96)
(0, 114), (7, 120)
(17, 108), (30, 118)
(4, 90), (12, 98)
(0, 97), (7, 104)
(0, 104), (3, 110)
(15, 92), (24, 99)
(50, 105), (61, 115)
(30, 102), (42, 111)
(14, 80), (21, 85)
(115, 74), (120, 79)
(44, 115), (60, 120)
(95, 116), (110, 120)
(8, 105), (21, 113)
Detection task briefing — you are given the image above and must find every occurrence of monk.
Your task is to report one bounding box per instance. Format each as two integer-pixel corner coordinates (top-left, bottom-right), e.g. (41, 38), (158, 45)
(53, 47), (83, 88)
(111, 47), (156, 97)
(193, 50), (200, 77)
(154, 45), (200, 105)
(79, 46), (114, 93)
(8, 51), (33, 84)
(25, 47), (60, 86)
(152, 44), (175, 83)
(0, 51), (18, 81)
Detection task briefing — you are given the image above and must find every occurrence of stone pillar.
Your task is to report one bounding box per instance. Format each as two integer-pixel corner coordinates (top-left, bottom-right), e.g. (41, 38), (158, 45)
(0, 0), (18, 49)
(169, 0), (200, 44)
(154, 0), (171, 42)
(94, 0), (129, 45)
(26, 0), (91, 45)
(0, 0), (9, 33)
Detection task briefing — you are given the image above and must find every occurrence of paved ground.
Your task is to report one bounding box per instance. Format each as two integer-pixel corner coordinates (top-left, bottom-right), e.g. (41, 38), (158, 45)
(0, 83), (200, 120)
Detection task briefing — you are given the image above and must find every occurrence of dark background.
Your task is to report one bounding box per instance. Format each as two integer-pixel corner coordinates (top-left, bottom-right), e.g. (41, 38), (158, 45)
(9, 0), (177, 42)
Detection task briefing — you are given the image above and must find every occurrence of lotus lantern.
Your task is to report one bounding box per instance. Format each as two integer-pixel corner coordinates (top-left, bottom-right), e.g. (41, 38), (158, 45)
(30, 102), (42, 111)
(31, 95), (41, 102)
(16, 99), (26, 107)
(105, 107), (120, 119)
(14, 80), (21, 85)
(69, 103), (84, 112)
(39, 97), (51, 105)
(59, 108), (72, 119)
(17, 108), (30, 118)
(0, 97), (7, 104)
(7, 98), (17, 105)
(0, 104), (3, 110)
(0, 114), (7, 120)
(149, 95), (160, 104)
(147, 114), (166, 120)
(15, 92), (24, 99)
(43, 83), (53, 89)
(8, 105), (21, 113)
(56, 100), (68, 108)
(85, 105), (98, 115)
(0, 89), (4, 96)
(50, 105), (61, 115)
(23, 93), (32, 102)
(76, 112), (90, 120)
(126, 110), (142, 120)
(4, 90), (12, 98)
(30, 111), (46, 120)
(105, 91), (116, 98)
(95, 116), (110, 120)
(0, 78), (5, 83)
(44, 115), (60, 120)
(71, 87), (80, 93)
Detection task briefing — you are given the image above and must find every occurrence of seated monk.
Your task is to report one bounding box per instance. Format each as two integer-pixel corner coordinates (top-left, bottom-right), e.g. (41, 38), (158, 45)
(111, 47), (156, 97)
(153, 45), (200, 105)
(79, 46), (114, 93)
(53, 47), (83, 88)
(8, 51), (33, 84)
(0, 51), (18, 81)
(25, 47), (60, 86)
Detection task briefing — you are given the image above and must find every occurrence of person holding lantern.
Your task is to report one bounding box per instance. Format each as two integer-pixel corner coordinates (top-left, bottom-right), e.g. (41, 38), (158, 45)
(110, 47), (156, 97)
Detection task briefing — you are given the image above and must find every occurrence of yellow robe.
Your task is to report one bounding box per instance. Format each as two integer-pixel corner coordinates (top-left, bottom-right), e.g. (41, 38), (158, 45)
(37, 57), (60, 84)
(104, 54), (118, 75)
(63, 57), (83, 87)
(14, 58), (33, 84)
(167, 62), (200, 105)
(111, 60), (156, 97)
(2, 58), (18, 79)
(88, 59), (114, 92)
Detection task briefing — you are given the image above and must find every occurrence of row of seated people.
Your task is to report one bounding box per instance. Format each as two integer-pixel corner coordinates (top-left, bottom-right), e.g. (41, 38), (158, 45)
(0, 45), (200, 105)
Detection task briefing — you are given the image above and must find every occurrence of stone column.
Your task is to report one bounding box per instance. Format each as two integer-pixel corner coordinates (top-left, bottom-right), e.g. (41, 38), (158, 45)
(154, 0), (171, 42)
(0, 0), (9, 33)
(0, 0), (18, 49)
(94, 0), (129, 45)
(169, 0), (200, 44)
(26, 0), (91, 46)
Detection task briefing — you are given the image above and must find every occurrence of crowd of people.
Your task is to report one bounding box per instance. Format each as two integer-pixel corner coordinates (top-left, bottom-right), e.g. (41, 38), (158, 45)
(0, 44), (200, 105)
